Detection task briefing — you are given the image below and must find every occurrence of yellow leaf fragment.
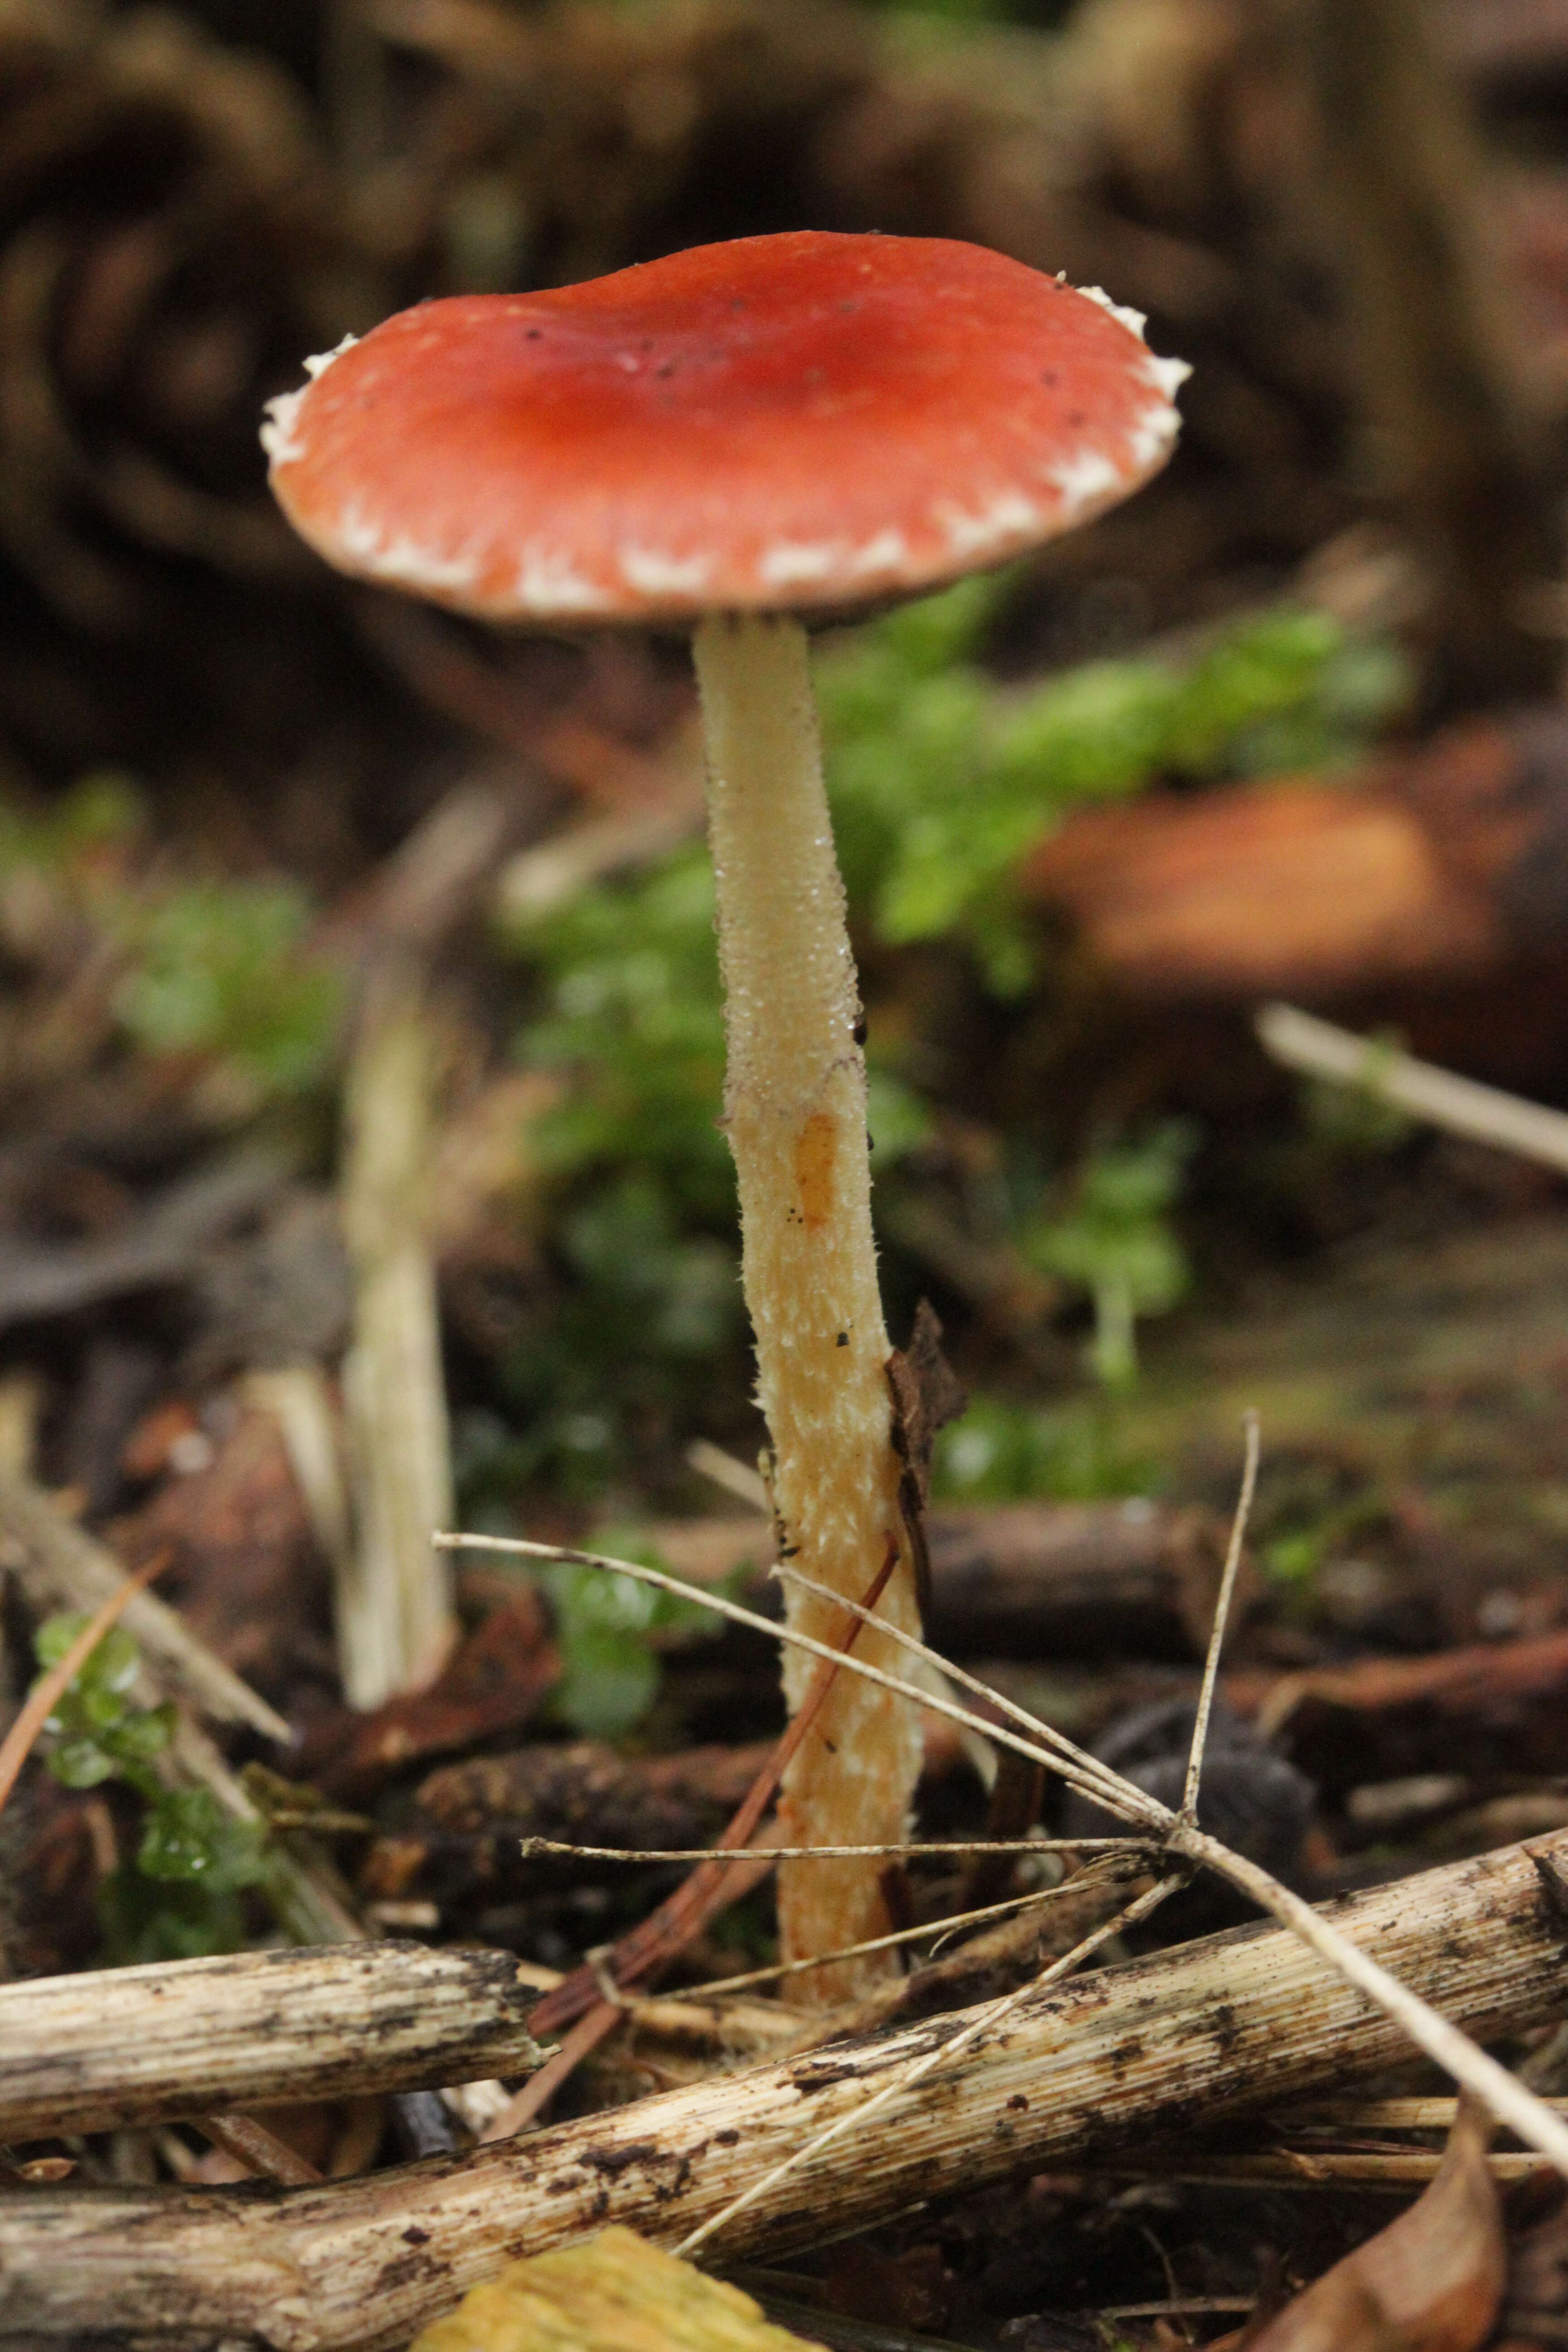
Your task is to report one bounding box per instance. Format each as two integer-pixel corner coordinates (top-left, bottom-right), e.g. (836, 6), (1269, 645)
(411, 2225), (830, 2352)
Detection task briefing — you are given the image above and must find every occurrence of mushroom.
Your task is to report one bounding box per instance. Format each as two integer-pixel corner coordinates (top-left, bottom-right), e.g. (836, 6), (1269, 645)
(263, 230), (1186, 1998)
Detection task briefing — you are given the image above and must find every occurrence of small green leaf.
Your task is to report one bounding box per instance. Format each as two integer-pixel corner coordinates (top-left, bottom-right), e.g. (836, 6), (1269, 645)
(48, 1737), (119, 1790)
(102, 1701), (176, 1765)
(113, 879), (341, 1096)
(34, 1614), (139, 1696)
(98, 1866), (250, 1963)
(138, 1788), (268, 1891)
(549, 1625), (661, 1742)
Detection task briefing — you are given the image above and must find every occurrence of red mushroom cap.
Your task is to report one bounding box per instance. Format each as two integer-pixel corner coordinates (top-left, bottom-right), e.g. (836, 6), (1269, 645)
(264, 231), (1186, 625)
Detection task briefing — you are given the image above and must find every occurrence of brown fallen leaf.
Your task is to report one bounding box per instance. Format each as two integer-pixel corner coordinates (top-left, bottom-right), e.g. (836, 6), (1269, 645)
(1235, 2093), (1505, 2352)
(108, 1405), (328, 1703)
(296, 1591), (560, 1800)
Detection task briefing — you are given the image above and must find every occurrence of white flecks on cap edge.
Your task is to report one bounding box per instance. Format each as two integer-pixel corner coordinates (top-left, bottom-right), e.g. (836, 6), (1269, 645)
(935, 490), (1041, 559)
(1125, 403), (1183, 475)
(1073, 284), (1191, 411)
(368, 535), (483, 594)
(304, 333), (359, 380)
(260, 389), (307, 466)
(1076, 284), (1148, 341)
(1144, 352), (1191, 400)
(333, 502), (386, 566)
(328, 500), (482, 594)
(258, 334), (359, 469)
(847, 529), (909, 575)
(1047, 448), (1124, 517)
(758, 541), (842, 588)
(516, 546), (612, 613)
(620, 546), (714, 595)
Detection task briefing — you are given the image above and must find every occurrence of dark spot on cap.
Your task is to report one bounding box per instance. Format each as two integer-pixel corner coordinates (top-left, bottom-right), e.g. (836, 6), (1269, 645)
(836, 1332), (849, 1347)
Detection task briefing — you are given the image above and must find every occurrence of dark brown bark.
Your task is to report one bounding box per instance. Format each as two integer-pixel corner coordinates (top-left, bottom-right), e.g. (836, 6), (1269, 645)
(652, 1497), (1255, 1665)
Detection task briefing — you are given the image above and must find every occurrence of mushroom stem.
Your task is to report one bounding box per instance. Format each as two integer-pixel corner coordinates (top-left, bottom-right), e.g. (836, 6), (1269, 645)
(694, 611), (920, 2001)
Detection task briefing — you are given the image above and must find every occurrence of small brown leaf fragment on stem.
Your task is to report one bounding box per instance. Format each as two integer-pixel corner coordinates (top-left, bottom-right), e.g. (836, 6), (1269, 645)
(1237, 2092), (1505, 2352)
(885, 1299), (967, 1624)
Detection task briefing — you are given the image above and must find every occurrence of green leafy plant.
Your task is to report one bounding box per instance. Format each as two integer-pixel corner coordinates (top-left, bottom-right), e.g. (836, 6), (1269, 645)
(0, 771), (340, 1109)
(538, 1536), (721, 1741)
(933, 1391), (1157, 1502)
(34, 1613), (269, 1961)
(498, 594), (1406, 1497)
(0, 769), (144, 883)
(1300, 1033), (1417, 1156)
(113, 878), (341, 1098)
(1020, 1121), (1198, 1387)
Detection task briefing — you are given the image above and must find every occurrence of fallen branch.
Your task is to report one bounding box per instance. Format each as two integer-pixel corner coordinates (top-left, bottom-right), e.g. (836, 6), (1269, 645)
(0, 1943), (550, 2141)
(439, 1524), (1568, 2167)
(1257, 1000), (1568, 1176)
(4, 1829), (1566, 2348)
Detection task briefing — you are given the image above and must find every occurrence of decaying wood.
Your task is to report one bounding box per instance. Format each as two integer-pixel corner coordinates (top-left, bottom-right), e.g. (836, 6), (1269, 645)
(1024, 772), (1490, 999)
(5, 1827), (1567, 2349)
(651, 1496), (1253, 1662)
(0, 1937), (813, 2147)
(1235, 1627), (1568, 1796)
(0, 1943), (550, 2142)
(1020, 706), (1568, 1000)
(818, 1855), (1155, 2043)
(301, 1591), (561, 1804)
(393, 1737), (776, 1900)
(927, 1498), (1254, 1661)
(0, 1466), (289, 1744)
(0, 1149), (290, 1336)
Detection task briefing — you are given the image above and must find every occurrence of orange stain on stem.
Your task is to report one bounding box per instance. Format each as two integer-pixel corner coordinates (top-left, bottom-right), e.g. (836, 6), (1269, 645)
(794, 1112), (838, 1231)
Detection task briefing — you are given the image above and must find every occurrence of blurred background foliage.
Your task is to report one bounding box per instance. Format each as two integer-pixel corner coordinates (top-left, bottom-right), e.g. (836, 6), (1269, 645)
(0, 0), (1561, 1562)
(488, 584), (1408, 1505)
